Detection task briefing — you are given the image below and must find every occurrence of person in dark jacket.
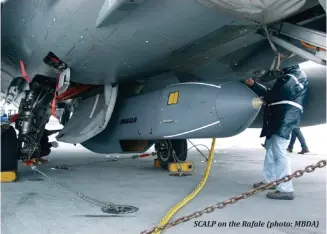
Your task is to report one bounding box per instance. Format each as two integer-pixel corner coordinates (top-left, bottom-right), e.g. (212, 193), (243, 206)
(244, 64), (308, 200)
(287, 127), (309, 154)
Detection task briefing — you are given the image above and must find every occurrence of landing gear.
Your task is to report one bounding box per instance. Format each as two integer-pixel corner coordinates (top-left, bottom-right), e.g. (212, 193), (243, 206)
(1, 52), (100, 183)
(154, 139), (188, 169)
(6, 75), (92, 161)
(12, 75), (57, 161)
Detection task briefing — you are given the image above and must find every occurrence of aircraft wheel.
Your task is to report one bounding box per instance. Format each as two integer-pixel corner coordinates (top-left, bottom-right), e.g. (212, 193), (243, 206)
(1, 124), (19, 181)
(155, 139), (187, 170)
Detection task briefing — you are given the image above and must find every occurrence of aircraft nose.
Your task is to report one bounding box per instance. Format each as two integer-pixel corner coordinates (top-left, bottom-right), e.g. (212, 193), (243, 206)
(215, 82), (262, 136)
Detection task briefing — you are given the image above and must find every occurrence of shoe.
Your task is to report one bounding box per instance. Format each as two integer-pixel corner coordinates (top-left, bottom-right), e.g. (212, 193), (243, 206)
(287, 148), (292, 153)
(261, 144), (266, 148)
(298, 148), (309, 154)
(266, 191), (294, 200)
(253, 182), (276, 190)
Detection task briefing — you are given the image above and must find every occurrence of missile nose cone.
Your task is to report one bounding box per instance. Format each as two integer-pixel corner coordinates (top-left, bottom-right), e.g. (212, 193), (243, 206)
(252, 97), (264, 110)
(215, 82), (262, 136)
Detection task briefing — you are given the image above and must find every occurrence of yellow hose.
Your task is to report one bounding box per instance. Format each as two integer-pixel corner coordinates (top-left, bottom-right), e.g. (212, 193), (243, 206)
(154, 138), (216, 234)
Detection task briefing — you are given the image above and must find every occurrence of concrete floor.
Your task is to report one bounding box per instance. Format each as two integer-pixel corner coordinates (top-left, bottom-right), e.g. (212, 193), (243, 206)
(1, 143), (326, 234)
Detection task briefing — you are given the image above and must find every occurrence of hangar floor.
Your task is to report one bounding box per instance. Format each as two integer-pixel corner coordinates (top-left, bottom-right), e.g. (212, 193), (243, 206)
(1, 127), (326, 234)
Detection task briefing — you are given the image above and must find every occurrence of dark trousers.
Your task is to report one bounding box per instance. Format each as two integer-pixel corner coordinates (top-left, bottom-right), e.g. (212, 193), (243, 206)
(288, 127), (307, 149)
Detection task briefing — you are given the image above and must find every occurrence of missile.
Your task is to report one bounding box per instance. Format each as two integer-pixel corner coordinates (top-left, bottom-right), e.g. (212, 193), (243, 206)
(112, 81), (262, 139)
(82, 81), (262, 153)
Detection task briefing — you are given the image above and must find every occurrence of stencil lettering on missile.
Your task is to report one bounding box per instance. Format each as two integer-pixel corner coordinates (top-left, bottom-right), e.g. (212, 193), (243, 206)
(120, 117), (137, 124)
(168, 91), (179, 105)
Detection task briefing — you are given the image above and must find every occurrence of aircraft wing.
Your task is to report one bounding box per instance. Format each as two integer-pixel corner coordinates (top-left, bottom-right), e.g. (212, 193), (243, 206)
(1, 0), (325, 89)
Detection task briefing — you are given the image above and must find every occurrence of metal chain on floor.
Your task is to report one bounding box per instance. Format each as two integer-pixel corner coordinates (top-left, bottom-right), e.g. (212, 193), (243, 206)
(46, 152), (157, 170)
(187, 140), (210, 161)
(30, 165), (139, 214)
(141, 159), (327, 234)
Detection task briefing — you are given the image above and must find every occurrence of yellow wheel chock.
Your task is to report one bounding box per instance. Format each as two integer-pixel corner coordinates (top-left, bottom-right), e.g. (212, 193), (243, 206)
(168, 161), (194, 176)
(1, 171), (17, 183)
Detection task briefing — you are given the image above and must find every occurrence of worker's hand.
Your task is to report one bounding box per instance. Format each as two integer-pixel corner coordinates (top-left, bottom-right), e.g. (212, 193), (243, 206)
(50, 141), (59, 148)
(244, 78), (255, 87)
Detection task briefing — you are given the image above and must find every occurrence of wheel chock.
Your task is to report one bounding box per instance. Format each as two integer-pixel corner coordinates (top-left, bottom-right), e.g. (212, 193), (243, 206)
(168, 161), (194, 176)
(1, 171), (17, 183)
(154, 159), (194, 175)
(168, 161), (194, 173)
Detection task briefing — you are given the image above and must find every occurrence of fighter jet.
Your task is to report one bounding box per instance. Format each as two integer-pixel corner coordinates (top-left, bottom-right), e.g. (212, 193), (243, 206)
(1, 0), (326, 170)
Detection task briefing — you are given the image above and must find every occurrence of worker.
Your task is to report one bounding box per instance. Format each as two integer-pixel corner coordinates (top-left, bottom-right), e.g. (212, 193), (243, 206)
(244, 64), (308, 200)
(287, 127), (309, 154)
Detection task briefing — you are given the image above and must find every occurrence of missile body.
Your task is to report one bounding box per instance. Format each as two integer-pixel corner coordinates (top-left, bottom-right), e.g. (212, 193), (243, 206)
(82, 81), (262, 153)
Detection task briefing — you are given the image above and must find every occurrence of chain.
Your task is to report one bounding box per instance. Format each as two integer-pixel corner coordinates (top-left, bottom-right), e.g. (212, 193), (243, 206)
(187, 140), (209, 161)
(168, 141), (183, 173)
(30, 165), (120, 213)
(141, 160), (326, 234)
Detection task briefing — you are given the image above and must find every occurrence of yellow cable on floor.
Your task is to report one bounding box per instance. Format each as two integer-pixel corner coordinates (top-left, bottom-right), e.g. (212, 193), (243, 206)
(154, 138), (216, 234)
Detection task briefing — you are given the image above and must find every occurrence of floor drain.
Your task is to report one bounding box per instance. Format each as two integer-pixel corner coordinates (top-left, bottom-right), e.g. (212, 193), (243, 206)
(101, 205), (139, 214)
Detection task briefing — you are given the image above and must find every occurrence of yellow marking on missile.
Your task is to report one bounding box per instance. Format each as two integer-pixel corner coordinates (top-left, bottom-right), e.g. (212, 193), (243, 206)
(168, 91), (179, 105)
(174, 91), (179, 103)
(168, 92), (175, 104)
